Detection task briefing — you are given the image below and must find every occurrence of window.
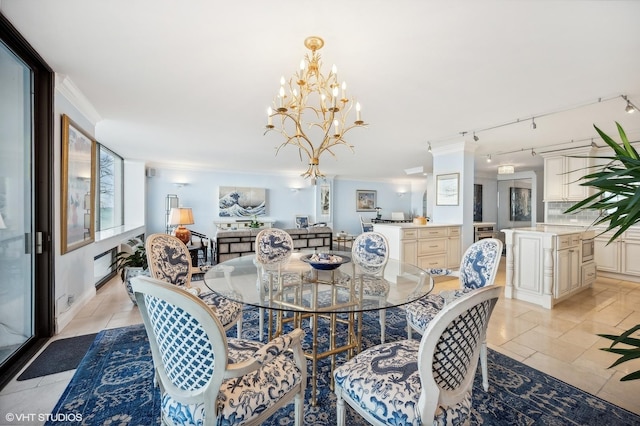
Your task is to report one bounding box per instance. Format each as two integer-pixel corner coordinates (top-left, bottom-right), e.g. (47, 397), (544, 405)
(96, 144), (124, 231)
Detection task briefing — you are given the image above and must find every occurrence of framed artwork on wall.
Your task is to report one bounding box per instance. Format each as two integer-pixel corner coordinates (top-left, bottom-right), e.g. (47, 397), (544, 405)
(218, 186), (266, 217)
(473, 184), (483, 222)
(320, 184), (330, 217)
(61, 114), (96, 254)
(436, 173), (459, 206)
(356, 190), (376, 212)
(510, 187), (532, 221)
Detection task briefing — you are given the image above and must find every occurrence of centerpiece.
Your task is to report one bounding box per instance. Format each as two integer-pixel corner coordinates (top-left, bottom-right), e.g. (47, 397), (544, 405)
(301, 252), (351, 270)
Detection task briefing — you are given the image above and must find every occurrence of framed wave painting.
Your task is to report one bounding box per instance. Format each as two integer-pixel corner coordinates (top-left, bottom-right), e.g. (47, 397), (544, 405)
(218, 186), (266, 217)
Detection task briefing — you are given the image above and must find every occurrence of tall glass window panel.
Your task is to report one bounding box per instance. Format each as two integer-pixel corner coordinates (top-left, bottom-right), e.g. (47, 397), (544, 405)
(97, 144), (123, 231)
(0, 41), (34, 365)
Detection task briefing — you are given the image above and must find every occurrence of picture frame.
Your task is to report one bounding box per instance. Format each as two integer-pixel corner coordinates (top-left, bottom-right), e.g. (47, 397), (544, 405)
(320, 184), (330, 217)
(436, 173), (459, 206)
(356, 190), (377, 212)
(218, 186), (266, 217)
(295, 215), (309, 229)
(473, 184), (483, 222)
(510, 187), (532, 221)
(61, 114), (96, 254)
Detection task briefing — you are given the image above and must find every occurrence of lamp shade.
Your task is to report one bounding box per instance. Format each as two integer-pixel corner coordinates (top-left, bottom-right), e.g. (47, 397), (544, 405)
(169, 207), (194, 226)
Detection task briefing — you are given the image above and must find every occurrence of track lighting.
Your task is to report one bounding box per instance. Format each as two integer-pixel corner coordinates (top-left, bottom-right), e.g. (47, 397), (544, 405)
(473, 132), (479, 142)
(531, 118), (537, 130)
(486, 154), (491, 163)
(623, 95), (637, 113)
(531, 148), (536, 156)
(427, 142), (432, 153)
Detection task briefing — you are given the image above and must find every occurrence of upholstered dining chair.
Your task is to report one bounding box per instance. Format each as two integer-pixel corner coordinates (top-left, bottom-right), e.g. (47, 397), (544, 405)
(145, 233), (243, 338)
(350, 231), (391, 343)
(131, 275), (307, 426)
(334, 285), (501, 426)
(360, 216), (374, 233)
(405, 237), (503, 391)
(254, 228), (300, 340)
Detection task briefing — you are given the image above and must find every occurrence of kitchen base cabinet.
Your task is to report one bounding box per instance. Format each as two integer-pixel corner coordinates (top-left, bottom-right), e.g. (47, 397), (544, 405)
(373, 223), (461, 269)
(503, 227), (594, 309)
(595, 228), (640, 283)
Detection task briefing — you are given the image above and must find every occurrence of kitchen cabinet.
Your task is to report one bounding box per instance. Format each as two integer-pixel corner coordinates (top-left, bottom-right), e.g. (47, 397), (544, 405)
(594, 228), (640, 280)
(373, 223), (461, 269)
(542, 148), (594, 202)
(554, 235), (580, 298)
(503, 226), (594, 309)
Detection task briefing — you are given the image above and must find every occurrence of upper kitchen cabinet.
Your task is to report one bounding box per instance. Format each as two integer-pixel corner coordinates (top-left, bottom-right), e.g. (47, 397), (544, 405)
(542, 147), (595, 202)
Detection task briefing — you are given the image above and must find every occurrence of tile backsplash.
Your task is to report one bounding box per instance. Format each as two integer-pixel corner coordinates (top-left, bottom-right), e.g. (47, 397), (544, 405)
(546, 201), (601, 224)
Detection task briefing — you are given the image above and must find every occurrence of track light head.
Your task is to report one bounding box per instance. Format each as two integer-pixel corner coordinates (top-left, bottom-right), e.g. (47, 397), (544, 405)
(531, 148), (536, 156)
(473, 132), (479, 142)
(623, 95), (636, 113)
(427, 142), (432, 153)
(486, 154), (492, 163)
(531, 118), (537, 130)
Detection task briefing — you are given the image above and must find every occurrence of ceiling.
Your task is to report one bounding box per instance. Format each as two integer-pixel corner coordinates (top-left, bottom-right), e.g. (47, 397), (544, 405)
(2, 1), (640, 183)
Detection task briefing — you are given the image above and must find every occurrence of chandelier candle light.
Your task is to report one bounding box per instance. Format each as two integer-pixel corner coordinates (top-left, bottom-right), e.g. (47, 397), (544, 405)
(265, 36), (366, 180)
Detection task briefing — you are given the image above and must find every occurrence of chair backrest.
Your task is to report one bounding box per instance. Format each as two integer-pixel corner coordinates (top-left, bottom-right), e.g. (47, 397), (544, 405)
(360, 216), (374, 233)
(458, 238), (503, 290)
(146, 233), (192, 287)
(351, 231), (389, 275)
(131, 275), (227, 418)
(417, 286), (501, 422)
(255, 228), (294, 266)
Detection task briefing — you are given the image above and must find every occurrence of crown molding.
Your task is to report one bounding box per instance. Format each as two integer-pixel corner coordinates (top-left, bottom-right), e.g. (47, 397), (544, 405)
(55, 73), (102, 125)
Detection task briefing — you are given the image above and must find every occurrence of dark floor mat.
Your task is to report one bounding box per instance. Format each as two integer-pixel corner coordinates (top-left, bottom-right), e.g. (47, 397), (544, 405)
(17, 333), (98, 381)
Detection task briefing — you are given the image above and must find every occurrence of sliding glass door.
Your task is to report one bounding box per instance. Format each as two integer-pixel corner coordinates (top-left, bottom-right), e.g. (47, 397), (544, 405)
(0, 13), (53, 386)
(0, 39), (34, 367)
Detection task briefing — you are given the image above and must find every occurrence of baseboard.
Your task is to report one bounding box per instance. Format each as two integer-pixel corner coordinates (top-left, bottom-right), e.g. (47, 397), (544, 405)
(55, 286), (97, 334)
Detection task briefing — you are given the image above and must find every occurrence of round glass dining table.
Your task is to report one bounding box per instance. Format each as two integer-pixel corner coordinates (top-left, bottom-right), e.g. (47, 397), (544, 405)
(203, 251), (433, 405)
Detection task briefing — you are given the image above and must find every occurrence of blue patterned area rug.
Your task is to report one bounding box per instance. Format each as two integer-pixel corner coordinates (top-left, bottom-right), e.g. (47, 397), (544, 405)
(47, 308), (640, 426)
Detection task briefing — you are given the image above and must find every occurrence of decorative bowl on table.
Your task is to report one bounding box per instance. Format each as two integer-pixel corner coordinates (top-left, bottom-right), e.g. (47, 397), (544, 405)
(301, 253), (351, 270)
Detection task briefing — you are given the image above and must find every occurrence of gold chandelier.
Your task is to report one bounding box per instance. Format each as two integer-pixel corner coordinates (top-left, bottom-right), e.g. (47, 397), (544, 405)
(265, 36), (366, 180)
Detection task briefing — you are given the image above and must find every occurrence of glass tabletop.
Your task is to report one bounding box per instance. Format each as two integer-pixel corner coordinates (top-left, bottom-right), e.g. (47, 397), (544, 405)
(203, 251), (433, 314)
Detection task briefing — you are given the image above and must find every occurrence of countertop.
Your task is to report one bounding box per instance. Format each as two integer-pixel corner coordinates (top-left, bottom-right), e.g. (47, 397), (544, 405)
(503, 225), (595, 237)
(373, 222), (461, 229)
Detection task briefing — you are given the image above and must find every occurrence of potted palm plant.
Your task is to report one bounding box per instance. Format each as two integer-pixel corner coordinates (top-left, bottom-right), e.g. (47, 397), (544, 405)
(110, 241), (149, 305)
(565, 122), (640, 381)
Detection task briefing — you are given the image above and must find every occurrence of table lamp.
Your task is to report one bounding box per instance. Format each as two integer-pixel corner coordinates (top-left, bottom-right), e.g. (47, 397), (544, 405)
(169, 207), (194, 244)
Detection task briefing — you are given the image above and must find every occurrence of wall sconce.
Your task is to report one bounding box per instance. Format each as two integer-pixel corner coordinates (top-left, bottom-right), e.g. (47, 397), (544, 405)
(290, 187), (300, 193)
(397, 192), (406, 198)
(174, 182), (189, 188)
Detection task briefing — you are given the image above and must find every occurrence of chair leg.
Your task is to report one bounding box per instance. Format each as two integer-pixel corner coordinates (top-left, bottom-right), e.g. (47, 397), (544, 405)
(336, 391), (346, 426)
(294, 391), (304, 426)
(379, 305), (386, 344)
(259, 307), (264, 341)
(481, 339), (489, 391)
(406, 313), (413, 339)
(236, 315), (243, 339)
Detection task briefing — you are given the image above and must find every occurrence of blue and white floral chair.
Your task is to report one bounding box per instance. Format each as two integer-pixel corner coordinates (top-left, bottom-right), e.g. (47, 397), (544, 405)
(334, 286), (501, 426)
(146, 233), (243, 338)
(254, 228), (301, 340)
(132, 275), (307, 426)
(405, 237), (503, 391)
(351, 232), (391, 343)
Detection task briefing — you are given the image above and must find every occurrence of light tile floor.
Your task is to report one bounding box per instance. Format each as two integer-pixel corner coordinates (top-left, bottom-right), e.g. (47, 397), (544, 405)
(1, 259), (639, 424)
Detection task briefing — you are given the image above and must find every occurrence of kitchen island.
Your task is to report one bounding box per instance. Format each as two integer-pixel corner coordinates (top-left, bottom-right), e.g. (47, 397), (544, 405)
(373, 223), (461, 270)
(503, 226), (596, 309)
